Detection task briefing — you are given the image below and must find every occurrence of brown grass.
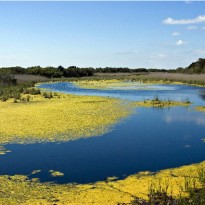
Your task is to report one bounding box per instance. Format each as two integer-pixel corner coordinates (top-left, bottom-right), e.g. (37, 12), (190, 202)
(147, 72), (205, 83)
(95, 72), (145, 77)
(94, 72), (205, 85)
(14, 72), (205, 86)
(14, 74), (49, 83)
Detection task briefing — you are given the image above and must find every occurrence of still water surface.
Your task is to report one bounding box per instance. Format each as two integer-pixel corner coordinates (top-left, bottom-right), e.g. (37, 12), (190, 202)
(1, 82), (205, 184)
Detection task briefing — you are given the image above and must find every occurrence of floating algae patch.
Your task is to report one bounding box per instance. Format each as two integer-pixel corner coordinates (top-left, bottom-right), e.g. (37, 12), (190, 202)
(74, 79), (153, 90)
(0, 94), (132, 144)
(73, 79), (122, 90)
(1, 161), (205, 205)
(0, 146), (11, 155)
(30, 170), (41, 175)
(73, 79), (180, 91)
(133, 99), (191, 108)
(49, 170), (64, 177)
(195, 106), (205, 112)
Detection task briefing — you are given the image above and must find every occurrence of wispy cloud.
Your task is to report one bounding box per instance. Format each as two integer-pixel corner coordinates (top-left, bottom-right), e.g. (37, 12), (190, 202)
(116, 50), (139, 55)
(172, 32), (180, 36)
(187, 25), (198, 30)
(176, 40), (188, 46)
(195, 49), (205, 54)
(163, 15), (205, 25)
(202, 26), (205, 30)
(150, 54), (167, 59)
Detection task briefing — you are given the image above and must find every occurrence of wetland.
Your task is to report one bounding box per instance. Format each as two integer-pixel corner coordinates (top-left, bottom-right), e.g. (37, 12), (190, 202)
(1, 80), (205, 204)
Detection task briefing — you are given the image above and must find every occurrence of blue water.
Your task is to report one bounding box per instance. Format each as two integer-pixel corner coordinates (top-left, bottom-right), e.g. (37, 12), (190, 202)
(38, 82), (205, 105)
(1, 82), (205, 184)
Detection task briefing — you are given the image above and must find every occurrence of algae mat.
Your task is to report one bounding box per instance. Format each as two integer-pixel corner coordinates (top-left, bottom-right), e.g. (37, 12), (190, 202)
(0, 94), (131, 144)
(195, 106), (205, 112)
(0, 161), (205, 205)
(73, 79), (183, 90)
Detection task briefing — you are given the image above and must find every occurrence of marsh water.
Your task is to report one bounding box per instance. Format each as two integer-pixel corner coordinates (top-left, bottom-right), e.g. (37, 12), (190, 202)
(1, 82), (205, 184)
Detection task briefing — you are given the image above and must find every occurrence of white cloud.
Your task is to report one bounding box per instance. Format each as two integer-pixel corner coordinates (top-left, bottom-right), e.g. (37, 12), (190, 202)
(116, 50), (139, 55)
(187, 25), (198, 30)
(158, 54), (167, 58)
(176, 40), (188, 46)
(172, 32), (180, 36)
(150, 54), (167, 59)
(202, 27), (205, 30)
(195, 49), (205, 54)
(163, 15), (205, 25)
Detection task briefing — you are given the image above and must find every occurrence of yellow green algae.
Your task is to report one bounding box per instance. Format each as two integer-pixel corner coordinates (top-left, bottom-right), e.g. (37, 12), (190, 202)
(133, 99), (191, 108)
(0, 146), (11, 155)
(74, 79), (160, 90)
(0, 93), (131, 144)
(1, 161), (205, 205)
(0, 90), (190, 145)
(49, 170), (64, 177)
(195, 106), (205, 112)
(31, 170), (41, 175)
(73, 79), (196, 90)
(73, 79), (133, 89)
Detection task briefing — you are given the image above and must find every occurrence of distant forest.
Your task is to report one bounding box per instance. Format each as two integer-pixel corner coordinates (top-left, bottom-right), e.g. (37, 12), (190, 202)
(0, 58), (205, 81)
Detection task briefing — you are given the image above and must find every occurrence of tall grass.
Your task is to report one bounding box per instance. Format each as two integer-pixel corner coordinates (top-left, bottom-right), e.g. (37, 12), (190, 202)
(94, 72), (205, 86)
(134, 72), (205, 86)
(130, 168), (205, 205)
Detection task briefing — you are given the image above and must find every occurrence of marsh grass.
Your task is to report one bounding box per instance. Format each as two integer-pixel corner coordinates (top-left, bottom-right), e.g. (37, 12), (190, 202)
(93, 72), (205, 86)
(130, 168), (205, 205)
(134, 96), (191, 108)
(2, 72), (204, 103)
(1, 162), (205, 205)
(142, 73), (205, 86)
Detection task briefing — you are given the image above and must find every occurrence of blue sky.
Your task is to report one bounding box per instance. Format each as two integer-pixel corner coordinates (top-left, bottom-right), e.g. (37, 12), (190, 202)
(0, 1), (205, 69)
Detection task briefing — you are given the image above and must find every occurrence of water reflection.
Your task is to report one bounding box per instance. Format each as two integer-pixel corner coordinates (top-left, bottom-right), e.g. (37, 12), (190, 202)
(164, 109), (205, 126)
(199, 90), (205, 102)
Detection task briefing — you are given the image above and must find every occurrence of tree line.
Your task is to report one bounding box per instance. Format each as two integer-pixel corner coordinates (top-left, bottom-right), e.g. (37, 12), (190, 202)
(178, 58), (205, 74)
(0, 58), (204, 81)
(0, 66), (95, 78)
(0, 66), (169, 77)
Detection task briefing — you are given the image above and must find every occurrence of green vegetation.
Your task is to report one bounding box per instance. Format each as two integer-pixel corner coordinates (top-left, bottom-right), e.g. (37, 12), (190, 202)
(131, 167), (205, 205)
(1, 84), (28, 102)
(0, 81), (41, 102)
(0, 71), (44, 102)
(183, 58), (205, 74)
(133, 96), (191, 108)
(96, 67), (149, 73)
(0, 66), (94, 78)
(95, 58), (205, 74)
(0, 58), (204, 79)
(0, 74), (16, 86)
